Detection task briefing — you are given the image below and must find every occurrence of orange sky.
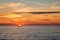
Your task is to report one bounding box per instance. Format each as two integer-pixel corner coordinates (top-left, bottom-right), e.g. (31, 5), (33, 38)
(0, 12), (60, 25)
(0, 0), (60, 26)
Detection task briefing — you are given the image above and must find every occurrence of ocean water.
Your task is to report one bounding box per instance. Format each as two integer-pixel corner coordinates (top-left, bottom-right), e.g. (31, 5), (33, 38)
(0, 26), (60, 40)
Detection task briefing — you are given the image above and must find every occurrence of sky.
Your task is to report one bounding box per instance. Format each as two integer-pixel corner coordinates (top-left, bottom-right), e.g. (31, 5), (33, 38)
(0, 0), (60, 12)
(0, 0), (60, 25)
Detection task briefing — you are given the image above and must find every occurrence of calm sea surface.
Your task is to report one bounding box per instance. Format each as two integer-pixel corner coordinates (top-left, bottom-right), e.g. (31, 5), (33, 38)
(0, 26), (60, 40)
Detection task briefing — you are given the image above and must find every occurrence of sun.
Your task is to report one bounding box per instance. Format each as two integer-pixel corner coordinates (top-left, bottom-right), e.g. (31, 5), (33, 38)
(18, 24), (22, 27)
(15, 22), (25, 27)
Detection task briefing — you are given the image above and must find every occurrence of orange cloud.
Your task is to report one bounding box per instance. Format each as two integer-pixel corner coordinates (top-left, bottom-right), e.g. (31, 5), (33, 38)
(0, 13), (60, 25)
(0, 6), (4, 8)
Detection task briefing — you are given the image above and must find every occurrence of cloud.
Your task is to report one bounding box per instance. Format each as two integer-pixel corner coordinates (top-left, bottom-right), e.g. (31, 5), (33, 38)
(2, 3), (25, 7)
(0, 6), (5, 9)
(50, 2), (60, 9)
(31, 2), (45, 5)
(0, 3), (42, 12)
(51, 6), (60, 9)
(26, 1), (45, 6)
(0, 13), (60, 25)
(0, 3), (27, 13)
(13, 7), (37, 12)
(0, 2), (60, 13)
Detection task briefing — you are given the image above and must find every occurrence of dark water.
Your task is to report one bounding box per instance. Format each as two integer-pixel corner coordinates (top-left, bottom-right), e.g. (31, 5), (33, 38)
(0, 26), (60, 40)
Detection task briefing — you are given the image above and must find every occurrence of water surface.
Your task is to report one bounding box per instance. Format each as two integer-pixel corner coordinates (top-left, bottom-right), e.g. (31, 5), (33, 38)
(0, 26), (60, 40)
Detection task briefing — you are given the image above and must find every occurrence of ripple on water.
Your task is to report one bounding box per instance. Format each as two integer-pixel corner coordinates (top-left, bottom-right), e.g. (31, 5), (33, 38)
(0, 26), (60, 40)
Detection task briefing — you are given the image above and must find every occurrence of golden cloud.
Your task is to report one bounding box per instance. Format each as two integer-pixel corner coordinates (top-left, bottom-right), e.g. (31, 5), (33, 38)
(0, 6), (4, 8)
(2, 3), (25, 7)
(0, 12), (60, 25)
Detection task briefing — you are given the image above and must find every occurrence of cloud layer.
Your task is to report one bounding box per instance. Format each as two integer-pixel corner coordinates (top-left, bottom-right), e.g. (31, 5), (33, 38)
(0, 12), (60, 25)
(0, 2), (60, 13)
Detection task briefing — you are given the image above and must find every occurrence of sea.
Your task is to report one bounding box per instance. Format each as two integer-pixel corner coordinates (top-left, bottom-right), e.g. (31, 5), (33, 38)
(0, 26), (60, 40)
